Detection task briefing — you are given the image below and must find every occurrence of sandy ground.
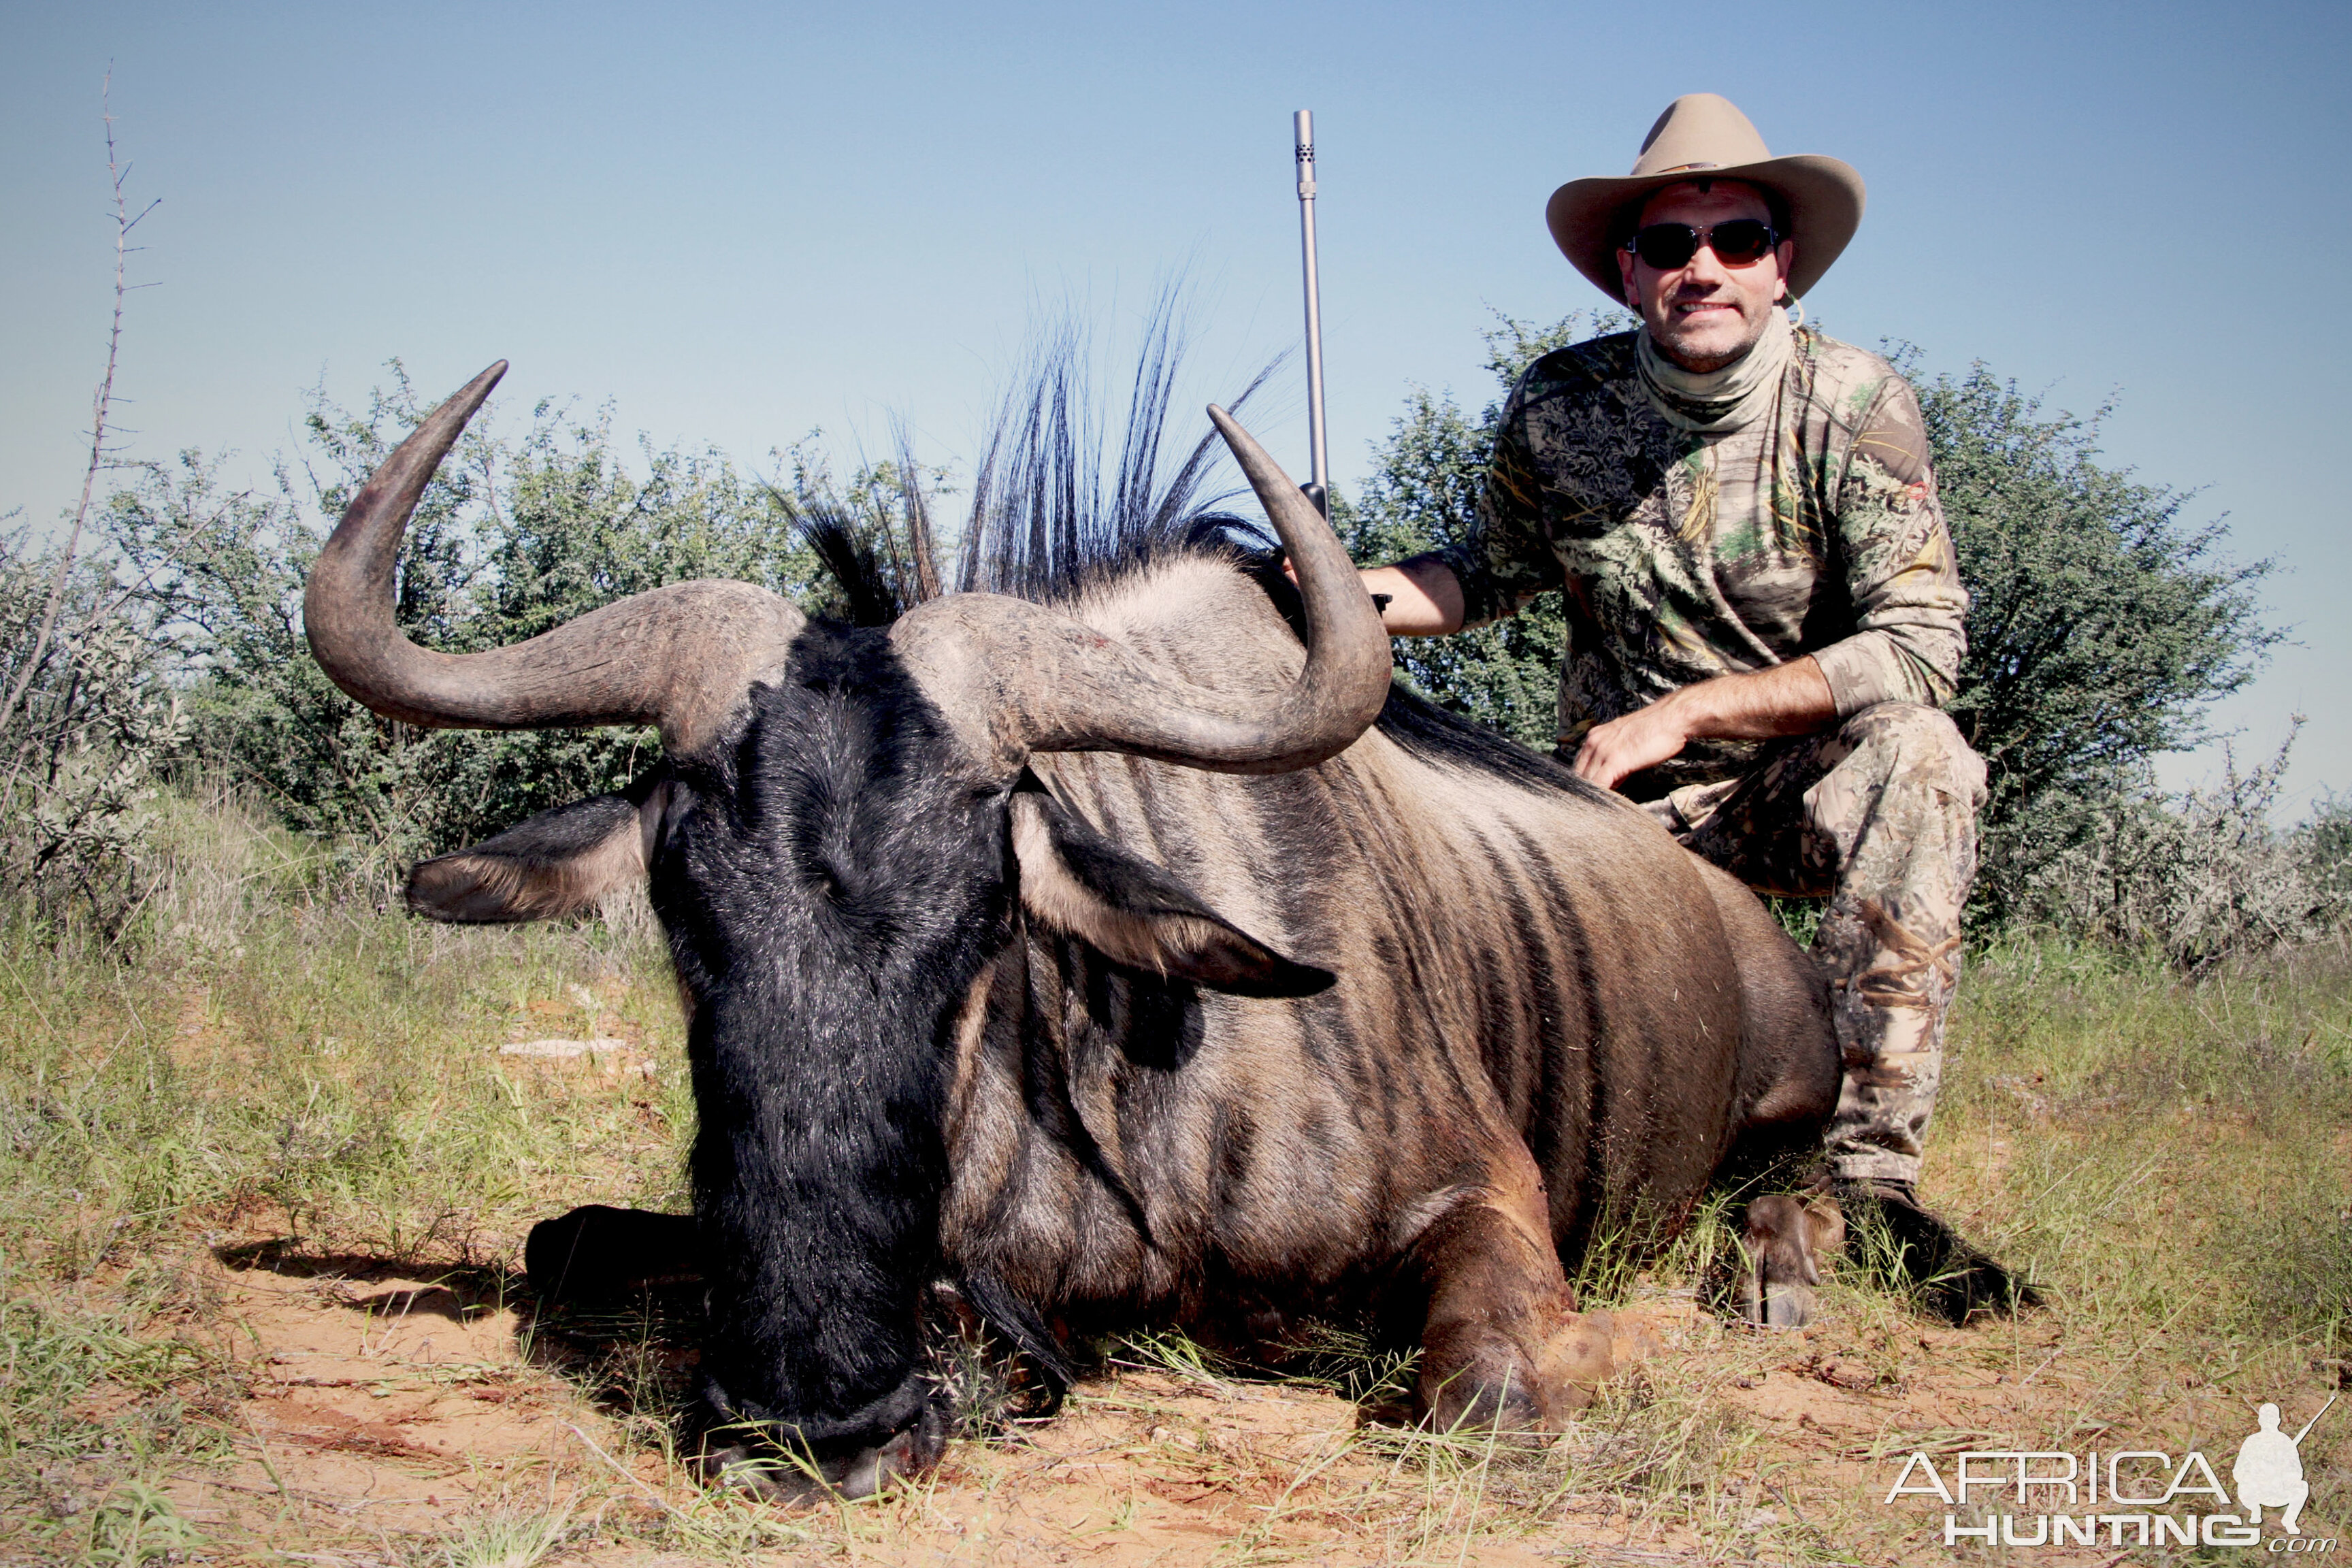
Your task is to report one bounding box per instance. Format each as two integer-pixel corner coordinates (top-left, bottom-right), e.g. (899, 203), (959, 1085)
(62, 1228), (2329, 1568)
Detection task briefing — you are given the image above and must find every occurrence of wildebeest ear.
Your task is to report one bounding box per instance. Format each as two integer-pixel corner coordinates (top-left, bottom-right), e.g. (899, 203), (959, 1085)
(1009, 791), (1334, 998)
(406, 791), (653, 924)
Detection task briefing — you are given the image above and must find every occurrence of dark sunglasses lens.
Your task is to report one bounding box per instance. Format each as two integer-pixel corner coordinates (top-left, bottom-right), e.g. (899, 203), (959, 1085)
(1633, 224), (1699, 269)
(1710, 220), (1775, 263)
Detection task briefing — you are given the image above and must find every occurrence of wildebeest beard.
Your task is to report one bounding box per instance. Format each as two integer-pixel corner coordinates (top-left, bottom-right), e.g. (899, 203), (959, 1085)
(653, 621), (1012, 1456)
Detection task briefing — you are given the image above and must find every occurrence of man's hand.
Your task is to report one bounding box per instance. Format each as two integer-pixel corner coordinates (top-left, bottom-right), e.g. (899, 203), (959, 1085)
(1571, 657), (1838, 791)
(1571, 704), (1694, 790)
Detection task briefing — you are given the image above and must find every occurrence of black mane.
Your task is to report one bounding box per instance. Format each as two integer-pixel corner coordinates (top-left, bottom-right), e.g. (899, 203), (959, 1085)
(954, 308), (1270, 606)
(796, 311), (1599, 802)
(796, 301), (1271, 625)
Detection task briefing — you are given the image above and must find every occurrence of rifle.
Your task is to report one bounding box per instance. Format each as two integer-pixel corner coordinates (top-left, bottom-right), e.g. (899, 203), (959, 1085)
(1293, 109), (1329, 517)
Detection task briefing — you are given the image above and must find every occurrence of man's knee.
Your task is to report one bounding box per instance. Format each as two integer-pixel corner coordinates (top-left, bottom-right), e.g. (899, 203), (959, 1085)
(1835, 703), (1986, 811)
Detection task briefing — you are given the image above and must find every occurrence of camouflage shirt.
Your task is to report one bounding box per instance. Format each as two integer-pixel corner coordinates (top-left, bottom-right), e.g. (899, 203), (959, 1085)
(1437, 327), (1967, 795)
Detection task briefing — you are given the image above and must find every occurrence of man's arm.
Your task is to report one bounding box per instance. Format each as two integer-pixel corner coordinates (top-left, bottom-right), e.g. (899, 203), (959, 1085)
(1568, 658), (1834, 790)
(1808, 376), (1970, 715)
(1354, 555), (1833, 789)
(1360, 555), (1465, 635)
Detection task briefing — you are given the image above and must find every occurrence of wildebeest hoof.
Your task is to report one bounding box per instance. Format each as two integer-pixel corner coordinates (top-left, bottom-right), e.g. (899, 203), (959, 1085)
(697, 1401), (947, 1505)
(1535, 1310), (1615, 1411)
(524, 1205), (702, 1306)
(1418, 1309), (1618, 1438)
(1417, 1376), (1554, 1444)
(1738, 1192), (1846, 1328)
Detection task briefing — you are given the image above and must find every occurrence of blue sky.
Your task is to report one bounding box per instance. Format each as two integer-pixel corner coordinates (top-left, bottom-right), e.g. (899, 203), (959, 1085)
(6, 1), (2346, 809)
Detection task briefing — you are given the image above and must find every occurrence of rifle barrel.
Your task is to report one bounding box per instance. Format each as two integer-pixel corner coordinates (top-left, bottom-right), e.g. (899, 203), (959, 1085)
(1293, 109), (1329, 512)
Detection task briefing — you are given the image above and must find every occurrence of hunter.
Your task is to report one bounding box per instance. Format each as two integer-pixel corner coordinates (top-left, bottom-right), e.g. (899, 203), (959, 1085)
(1359, 93), (2026, 1316)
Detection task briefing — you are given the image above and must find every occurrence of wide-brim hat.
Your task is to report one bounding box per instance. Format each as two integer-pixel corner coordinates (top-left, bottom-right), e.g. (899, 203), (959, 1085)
(1546, 93), (1865, 303)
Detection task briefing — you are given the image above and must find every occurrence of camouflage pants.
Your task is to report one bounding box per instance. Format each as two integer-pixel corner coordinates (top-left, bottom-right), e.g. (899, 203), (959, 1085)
(1640, 703), (1988, 1184)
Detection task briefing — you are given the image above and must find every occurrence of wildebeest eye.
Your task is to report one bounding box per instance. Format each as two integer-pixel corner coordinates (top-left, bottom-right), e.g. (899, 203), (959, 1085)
(646, 779), (691, 858)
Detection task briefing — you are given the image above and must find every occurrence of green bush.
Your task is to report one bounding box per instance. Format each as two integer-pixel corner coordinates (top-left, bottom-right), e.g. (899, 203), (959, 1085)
(1998, 730), (2345, 968)
(0, 535), (188, 930)
(1906, 356), (2278, 921)
(104, 365), (854, 875)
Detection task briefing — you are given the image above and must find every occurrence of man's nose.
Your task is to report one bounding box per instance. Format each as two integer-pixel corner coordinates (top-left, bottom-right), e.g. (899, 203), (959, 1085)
(1680, 242), (1733, 286)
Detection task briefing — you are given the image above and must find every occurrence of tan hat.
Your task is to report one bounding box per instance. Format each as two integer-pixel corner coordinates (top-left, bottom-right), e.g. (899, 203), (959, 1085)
(1546, 93), (1865, 303)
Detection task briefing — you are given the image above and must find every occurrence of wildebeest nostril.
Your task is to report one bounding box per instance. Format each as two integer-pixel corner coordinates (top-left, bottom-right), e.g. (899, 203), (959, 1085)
(693, 1372), (945, 1505)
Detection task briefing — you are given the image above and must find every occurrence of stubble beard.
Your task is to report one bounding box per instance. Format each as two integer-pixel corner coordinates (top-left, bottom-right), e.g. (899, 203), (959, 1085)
(1648, 295), (1769, 374)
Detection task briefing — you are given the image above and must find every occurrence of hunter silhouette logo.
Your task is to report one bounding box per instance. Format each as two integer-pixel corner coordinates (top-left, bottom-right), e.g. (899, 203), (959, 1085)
(2237, 1395), (2336, 1535)
(1881, 1395), (2338, 1550)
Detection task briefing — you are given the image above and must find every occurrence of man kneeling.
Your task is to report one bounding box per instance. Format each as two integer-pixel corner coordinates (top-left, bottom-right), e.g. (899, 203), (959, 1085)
(1357, 93), (2029, 1320)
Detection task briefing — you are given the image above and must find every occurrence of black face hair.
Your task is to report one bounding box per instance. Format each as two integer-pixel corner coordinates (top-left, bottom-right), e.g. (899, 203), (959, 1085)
(651, 622), (1014, 1436)
(606, 306), (1290, 1452)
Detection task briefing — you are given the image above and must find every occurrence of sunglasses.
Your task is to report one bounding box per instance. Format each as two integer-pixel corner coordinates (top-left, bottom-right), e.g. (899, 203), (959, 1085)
(1623, 219), (1782, 271)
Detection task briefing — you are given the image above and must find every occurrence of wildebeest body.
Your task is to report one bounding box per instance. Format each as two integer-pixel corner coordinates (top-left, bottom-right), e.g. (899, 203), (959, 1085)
(943, 559), (1771, 1325)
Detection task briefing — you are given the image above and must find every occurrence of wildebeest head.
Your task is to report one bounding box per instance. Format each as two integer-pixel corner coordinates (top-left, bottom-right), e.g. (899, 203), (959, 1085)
(301, 361), (1389, 1497)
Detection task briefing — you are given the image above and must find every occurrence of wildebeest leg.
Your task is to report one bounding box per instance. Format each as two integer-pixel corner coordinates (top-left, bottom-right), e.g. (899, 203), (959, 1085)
(1714, 1104), (1842, 1330)
(1737, 1190), (1846, 1327)
(1682, 849), (1848, 1328)
(525, 1205), (701, 1305)
(1407, 1147), (1613, 1433)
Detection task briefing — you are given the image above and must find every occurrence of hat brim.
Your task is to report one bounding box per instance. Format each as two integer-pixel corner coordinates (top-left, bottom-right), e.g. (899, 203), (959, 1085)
(1545, 154), (1865, 304)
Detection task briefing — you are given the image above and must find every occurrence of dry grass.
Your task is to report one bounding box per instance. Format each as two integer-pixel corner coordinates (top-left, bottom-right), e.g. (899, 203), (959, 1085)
(2, 790), (2348, 1565)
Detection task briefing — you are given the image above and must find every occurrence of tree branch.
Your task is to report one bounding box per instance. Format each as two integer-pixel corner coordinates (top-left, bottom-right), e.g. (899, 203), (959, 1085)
(0, 69), (155, 738)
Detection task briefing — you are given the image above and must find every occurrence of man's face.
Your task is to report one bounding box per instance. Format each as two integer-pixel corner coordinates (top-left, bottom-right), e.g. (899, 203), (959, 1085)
(1616, 181), (1795, 374)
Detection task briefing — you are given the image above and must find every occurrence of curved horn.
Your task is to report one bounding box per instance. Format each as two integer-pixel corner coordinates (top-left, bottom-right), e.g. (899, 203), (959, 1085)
(890, 405), (1391, 776)
(304, 362), (804, 753)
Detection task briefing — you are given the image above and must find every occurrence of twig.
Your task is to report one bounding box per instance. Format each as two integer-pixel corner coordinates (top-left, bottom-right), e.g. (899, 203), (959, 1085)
(2016, 1341), (2066, 1386)
(561, 1420), (682, 1518)
(1009, 1439), (1124, 1478)
(0, 67), (159, 738)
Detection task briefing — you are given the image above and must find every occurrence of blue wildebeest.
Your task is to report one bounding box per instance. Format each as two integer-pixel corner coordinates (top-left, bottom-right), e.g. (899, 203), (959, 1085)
(303, 357), (1844, 1501)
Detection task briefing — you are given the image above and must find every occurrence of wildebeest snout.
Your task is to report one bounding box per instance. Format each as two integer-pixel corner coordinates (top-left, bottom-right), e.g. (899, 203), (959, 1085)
(694, 1369), (949, 1503)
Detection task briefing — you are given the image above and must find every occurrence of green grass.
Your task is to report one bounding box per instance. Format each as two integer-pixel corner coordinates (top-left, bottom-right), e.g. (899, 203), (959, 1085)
(433, 1490), (581, 1568)
(0, 791), (694, 1273)
(0, 789), (696, 1557)
(1940, 931), (2352, 1348)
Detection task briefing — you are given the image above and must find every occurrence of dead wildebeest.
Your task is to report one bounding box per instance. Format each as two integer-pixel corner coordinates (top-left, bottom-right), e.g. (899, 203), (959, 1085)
(304, 354), (1853, 1501)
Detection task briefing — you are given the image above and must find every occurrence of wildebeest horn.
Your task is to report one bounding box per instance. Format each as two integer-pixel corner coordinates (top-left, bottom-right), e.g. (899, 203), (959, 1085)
(890, 404), (1392, 775)
(304, 362), (805, 753)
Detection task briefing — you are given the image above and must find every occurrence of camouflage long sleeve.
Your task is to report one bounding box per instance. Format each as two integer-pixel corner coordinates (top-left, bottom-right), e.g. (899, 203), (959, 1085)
(1439, 382), (1563, 630)
(1431, 328), (1969, 790)
(1808, 376), (1967, 715)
